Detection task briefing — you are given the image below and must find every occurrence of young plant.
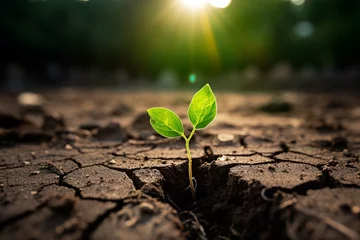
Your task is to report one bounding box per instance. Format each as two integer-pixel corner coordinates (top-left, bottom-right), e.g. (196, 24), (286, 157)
(147, 84), (217, 200)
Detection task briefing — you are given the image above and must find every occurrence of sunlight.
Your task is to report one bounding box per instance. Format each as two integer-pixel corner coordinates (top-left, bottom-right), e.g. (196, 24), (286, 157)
(208, 0), (232, 8)
(181, 0), (207, 9)
(199, 11), (220, 69)
(181, 0), (231, 9)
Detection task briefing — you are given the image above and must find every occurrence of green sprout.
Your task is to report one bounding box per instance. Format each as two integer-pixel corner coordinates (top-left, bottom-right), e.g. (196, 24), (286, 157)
(147, 84), (217, 200)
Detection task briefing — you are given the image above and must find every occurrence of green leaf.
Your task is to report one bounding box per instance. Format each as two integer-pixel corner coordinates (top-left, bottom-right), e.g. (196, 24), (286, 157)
(188, 84), (217, 129)
(147, 107), (184, 138)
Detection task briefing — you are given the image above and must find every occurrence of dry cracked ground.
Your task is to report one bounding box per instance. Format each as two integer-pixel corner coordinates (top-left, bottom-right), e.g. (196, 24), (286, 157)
(1, 89), (360, 240)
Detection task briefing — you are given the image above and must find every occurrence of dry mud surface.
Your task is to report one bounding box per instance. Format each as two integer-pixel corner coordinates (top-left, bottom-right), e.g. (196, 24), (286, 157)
(1, 89), (360, 240)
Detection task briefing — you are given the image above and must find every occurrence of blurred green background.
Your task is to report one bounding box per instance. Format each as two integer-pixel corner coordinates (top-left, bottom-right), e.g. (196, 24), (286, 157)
(1, 0), (359, 90)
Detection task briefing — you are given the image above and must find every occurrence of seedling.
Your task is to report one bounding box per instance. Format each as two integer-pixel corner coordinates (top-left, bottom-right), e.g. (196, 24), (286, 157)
(147, 84), (217, 200)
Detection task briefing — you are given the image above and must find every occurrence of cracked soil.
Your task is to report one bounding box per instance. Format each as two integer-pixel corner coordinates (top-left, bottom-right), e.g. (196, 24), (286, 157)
(1, 90), (360, 240)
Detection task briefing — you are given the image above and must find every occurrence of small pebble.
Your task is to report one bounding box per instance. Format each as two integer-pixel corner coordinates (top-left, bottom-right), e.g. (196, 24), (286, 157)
(30, 170), (40, 175)
(218, 155), (235, 161)
(217, 133), (235, 142)
(23, 161), (31, 165)
(139, 202), (154, 214)
(85, 174), (90, 178)
(30, 191), (38, 195)
(65, 144), (73, 150)
(108, 159), (117, 165)
(45, 163), (64, 175)
(352, 206), (360, 215)
(17, 92), (44, 106)
(148, 135), (157, 140)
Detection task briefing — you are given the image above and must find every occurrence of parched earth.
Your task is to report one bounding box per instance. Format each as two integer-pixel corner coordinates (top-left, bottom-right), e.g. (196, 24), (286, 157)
(0, 89), (360, 240)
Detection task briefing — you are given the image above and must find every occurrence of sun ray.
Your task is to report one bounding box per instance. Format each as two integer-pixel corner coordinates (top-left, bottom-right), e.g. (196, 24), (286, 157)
(182, 0), (207, 9)
(139, 0), (225, 74)
(199, 11), (221, 70)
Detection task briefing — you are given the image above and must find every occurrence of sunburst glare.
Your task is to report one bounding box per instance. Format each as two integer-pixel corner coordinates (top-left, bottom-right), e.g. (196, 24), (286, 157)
(180, 0), (232, 9)
(208, 0), (232, 8)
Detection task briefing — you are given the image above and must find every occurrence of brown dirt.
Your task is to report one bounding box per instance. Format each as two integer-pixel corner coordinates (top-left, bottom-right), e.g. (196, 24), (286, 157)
(1, 90), (360, 240)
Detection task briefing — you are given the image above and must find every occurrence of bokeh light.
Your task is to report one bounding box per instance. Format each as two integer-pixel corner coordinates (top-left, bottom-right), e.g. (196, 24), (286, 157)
(294, 21), (314, 38)
(290, 0), (305, 6)
(189, 73), (197, 84)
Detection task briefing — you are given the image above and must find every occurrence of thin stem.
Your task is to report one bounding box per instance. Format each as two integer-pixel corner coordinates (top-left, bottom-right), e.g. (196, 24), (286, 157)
(183, 127), (197, 201)
(188, 127), (196, 142)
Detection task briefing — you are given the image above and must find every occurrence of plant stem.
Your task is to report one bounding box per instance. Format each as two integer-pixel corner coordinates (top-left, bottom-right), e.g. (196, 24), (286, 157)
(183, 127), (196, 201)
